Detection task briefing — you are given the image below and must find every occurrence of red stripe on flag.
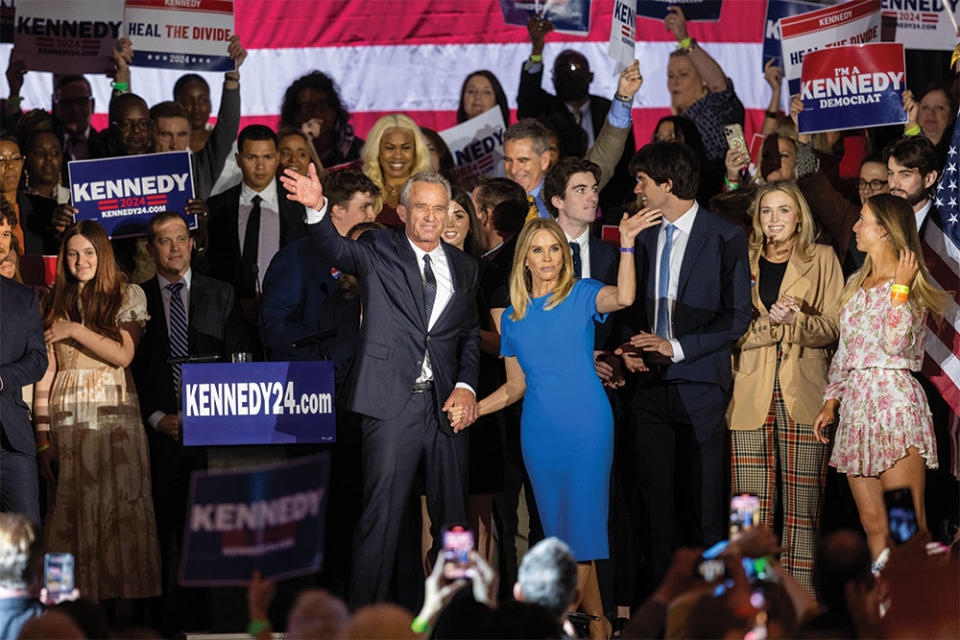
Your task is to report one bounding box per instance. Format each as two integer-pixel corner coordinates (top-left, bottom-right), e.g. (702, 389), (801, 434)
(233, 0), (763, 49)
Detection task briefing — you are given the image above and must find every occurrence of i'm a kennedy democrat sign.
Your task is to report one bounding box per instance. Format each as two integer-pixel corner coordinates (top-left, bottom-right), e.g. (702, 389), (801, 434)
(69, 151), (195, 238)
(798, 42), (907, 134)
(180, 453), (329, 585)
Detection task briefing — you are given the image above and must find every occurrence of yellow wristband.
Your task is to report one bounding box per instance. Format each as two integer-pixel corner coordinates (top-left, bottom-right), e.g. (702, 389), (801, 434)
(678, 37), (692, 50)
(904, 124), (921, 136)
(529, 54), (543, 62)
(891, 284), (910, 294)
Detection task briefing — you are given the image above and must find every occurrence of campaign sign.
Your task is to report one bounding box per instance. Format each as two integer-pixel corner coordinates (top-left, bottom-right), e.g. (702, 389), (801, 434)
(500, 0), (591, 36)
(179, 453), (329, 586)
(798, 42), (907, 134)
(125, 0), (234, 71)
(882, 0), (960, 51)
(69, 151), (195, 239)
(13, 0), (124, 74)
(439, 107), (507, 183)
(763, 0), (828, 69)
(609, 0), (636, 69)
(780, 0), (883, 95)
(636, 0), (722, 21)
(181, 361), (336, 446)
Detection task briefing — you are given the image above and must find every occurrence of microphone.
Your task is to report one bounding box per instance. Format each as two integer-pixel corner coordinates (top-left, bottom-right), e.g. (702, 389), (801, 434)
(290, 328), (337, 349)
(167, 354), (222, 365)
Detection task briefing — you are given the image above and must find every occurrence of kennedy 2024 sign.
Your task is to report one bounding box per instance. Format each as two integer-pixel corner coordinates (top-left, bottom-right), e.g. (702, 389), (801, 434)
(798, 42), (907, 134)
(69, 151), (196, 238)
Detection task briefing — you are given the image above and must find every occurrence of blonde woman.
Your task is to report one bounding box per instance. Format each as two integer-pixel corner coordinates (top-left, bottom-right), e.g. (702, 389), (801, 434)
(727, 181), (843, 593)
(813, 194), (950, 566)
(359, 114), (432, 227)
(476, 212), (658, 638)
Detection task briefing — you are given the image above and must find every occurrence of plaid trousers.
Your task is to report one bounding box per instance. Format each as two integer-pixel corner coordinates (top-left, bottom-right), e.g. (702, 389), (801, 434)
(731, 348), (828, 595)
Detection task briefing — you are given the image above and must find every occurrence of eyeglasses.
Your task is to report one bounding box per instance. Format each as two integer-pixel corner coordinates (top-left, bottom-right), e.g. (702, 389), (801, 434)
(0, 155), (24, 166)
(113, 119), (151, 133)
(858, 179), (886, 191)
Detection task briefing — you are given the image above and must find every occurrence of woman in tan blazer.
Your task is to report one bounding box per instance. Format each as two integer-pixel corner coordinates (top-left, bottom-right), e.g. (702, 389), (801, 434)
(727, 180), (843, 593)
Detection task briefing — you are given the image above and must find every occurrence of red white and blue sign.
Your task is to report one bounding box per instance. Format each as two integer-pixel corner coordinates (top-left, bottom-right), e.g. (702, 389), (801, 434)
(500, 0), (591, 35)
(797, 42), (907, 134)
(181, 360), (336, 446)
(763, 0), (828, 70)
(68, 151), (196, 238)
(125, 0), (234, 71)
(179, 453), (329, 586)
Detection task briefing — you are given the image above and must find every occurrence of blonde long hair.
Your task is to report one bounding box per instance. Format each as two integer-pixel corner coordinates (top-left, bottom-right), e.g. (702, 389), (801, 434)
(359, 114), (433, 191)
(748, 180), (817, 260)
(508, 218), (575, 321)
(840, 193), (951, 316)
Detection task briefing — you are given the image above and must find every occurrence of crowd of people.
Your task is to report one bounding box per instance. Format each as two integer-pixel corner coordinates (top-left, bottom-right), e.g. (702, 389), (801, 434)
(0, 6), (958, 639)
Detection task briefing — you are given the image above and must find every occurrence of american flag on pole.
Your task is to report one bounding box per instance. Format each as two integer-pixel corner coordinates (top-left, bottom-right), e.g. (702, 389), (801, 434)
(929, 127), (960, 477)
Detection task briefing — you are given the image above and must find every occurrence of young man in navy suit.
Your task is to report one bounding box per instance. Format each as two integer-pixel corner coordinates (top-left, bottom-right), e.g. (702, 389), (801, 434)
(0, 210), (47, 524)
(617, 142), (751, 593)
(281, 167), (480, 607)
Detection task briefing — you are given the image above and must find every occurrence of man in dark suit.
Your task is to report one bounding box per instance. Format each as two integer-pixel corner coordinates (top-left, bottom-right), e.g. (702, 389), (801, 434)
(259, 170), (378, 366)
(617, 142), (751, 592)
(207, 125), (306, 343)
(131, 211), (248, 633)
(0, 208), (47, 524)
(518, 16), (636, 212)
(281, 167), (481, 607)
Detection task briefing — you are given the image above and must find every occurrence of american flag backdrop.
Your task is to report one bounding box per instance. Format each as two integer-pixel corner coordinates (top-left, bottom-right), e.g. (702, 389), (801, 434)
(930, 129), (960, 478)
(2, 0), (774, 147)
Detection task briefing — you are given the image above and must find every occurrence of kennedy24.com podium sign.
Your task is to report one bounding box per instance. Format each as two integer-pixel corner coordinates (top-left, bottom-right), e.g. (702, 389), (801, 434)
(69, 151), (196, 238)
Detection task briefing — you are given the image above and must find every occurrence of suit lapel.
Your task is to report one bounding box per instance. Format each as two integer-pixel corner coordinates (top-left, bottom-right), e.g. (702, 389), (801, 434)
(676, 213), (709, 301)
(144, 277), (171, 351)
(433, 242), (462, 327)
(641, 227), (658, 325)
(779, 250), (814, 299)
(394, 231), (428, 329)
(188, 275), (205, 351)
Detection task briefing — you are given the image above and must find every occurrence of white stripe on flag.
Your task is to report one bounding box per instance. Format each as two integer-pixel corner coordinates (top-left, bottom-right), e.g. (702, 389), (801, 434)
(925, 327), (960, 395)
(0, 41), (768, 122)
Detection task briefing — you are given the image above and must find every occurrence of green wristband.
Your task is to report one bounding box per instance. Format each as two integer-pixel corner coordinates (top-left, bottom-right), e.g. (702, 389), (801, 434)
(529, 53), (543, 62)
(247, 619), (270, 636)
(678, 36), (692, 50)
(724, 175), (740, 191)
(411, 615), (430, 633)
(112, 81), (129, 92)
(904, 124), (921, 136)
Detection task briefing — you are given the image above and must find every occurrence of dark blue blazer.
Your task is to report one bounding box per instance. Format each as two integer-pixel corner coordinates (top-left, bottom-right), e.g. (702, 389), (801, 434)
(0, 278), (48, 454)
(588, 235), (618, 348)
(307, 212), (480, 431)
(626, 207), (751, 391)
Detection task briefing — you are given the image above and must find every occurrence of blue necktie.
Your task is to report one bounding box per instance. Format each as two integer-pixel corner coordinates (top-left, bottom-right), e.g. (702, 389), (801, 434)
(570, 241), (582, 280)
(167, 281), (189, 393)
(422, 254), (436, 321)
(656, 224), (675, 339)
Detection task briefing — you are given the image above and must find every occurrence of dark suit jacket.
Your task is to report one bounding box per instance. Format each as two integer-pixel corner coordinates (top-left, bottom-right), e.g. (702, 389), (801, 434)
(623, 207), (751, 391)
(205, 180), (306, 293)
(259, 237), (363, 389)
(132, 272), (249, 421)
(517, 65), (636, 211)
(0, 278), (47, 454)
(588, 235), (618, 348)
(306, 212), (480, 432)
(18, 192), (59, 256)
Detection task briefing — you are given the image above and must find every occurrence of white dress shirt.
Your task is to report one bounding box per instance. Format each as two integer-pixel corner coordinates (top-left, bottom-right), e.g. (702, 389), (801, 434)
(238, 180), (280, 292)
(149, 269), (192, 429)
(654, 202), (699, 363)
(305, 202), (473, 394)
(565, 228), (591, 279)
(915, 198), (931, 232)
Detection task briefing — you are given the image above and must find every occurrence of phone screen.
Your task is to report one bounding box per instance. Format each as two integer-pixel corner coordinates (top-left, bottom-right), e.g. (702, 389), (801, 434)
(730, 494), (761, 536)
(884, 487), (918, 545)
(442, 527), (474, 580)
(43, 553), (75, 594)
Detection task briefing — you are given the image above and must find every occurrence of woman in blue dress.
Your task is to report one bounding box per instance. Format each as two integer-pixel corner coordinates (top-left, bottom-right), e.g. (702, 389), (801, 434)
(475, 211), (658, 636)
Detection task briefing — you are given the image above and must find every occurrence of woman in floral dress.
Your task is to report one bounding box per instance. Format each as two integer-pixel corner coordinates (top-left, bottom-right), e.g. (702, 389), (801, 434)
(33, 220), (161, 602)
(813, 194), (949, 562)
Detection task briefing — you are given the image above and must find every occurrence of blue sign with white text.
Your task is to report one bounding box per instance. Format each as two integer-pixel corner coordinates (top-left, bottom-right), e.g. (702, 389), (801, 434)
(179, 454), (329, 586)
(500, 0), (591, 35)
(181, 361), (336, 446)
(68, 151), (195, 238)
(763, 0), (827, 70)
(636, 0), (722, 21)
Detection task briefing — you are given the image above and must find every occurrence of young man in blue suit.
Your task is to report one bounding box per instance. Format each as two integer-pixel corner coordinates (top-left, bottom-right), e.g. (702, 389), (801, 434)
(0, 210), (47, 524)
(617, 142), (751, 593)
(281, 167), (480, 607)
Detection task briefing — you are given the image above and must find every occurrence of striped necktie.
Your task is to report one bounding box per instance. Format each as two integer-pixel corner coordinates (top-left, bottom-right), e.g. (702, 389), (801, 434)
(167, 281), (189, 393)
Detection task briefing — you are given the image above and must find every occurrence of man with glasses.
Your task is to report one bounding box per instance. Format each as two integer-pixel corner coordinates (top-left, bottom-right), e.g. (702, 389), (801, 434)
(52, 75), (97, 162)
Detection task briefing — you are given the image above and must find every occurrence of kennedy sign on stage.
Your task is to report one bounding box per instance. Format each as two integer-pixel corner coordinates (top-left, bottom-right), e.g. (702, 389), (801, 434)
(797, 42), (907, 134)
(181, 360), (336, 446)
(69, 151), (196, 238)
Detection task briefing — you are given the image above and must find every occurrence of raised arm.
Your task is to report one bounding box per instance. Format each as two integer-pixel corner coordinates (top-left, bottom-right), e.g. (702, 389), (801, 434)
(596, 207), (662, 313)
(587, 60), (641, 191)
(195, 36), (246, 198)
(665, 7), (727, 93)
